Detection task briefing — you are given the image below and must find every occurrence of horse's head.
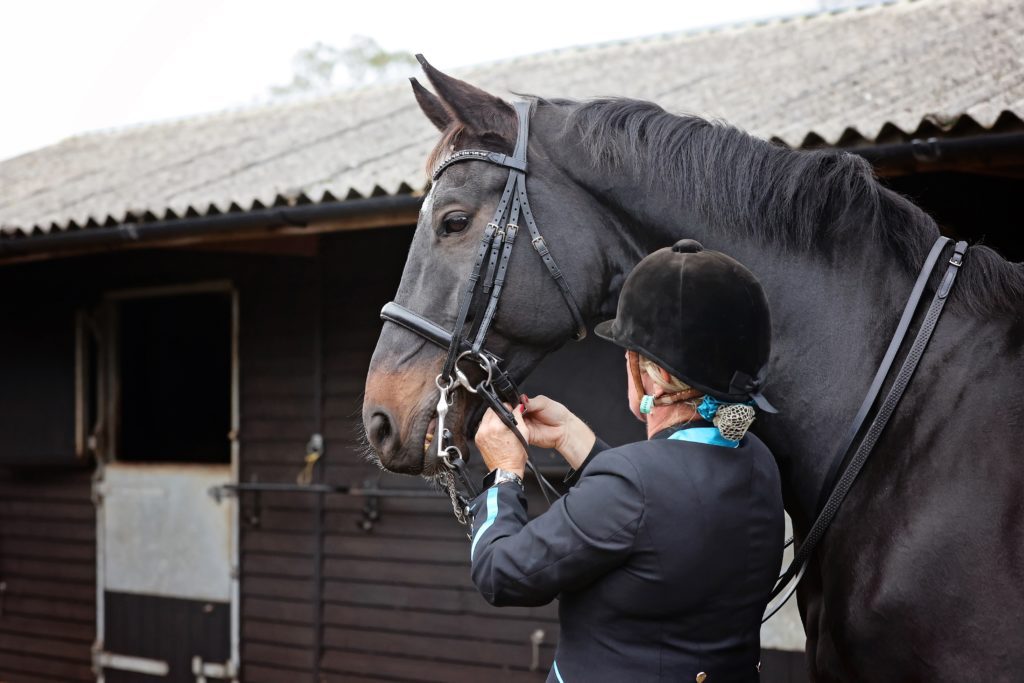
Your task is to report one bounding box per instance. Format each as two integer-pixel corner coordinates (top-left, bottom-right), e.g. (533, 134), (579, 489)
(362, 59), (622, 475)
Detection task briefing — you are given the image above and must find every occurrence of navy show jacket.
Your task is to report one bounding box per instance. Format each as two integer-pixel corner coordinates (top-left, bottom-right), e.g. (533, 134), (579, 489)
(468, 421), (784, 683)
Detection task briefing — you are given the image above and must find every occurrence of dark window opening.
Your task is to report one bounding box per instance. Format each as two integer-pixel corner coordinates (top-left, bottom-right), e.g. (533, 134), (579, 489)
(117, 292), (231, 463)
(881, 171), (1024, 262)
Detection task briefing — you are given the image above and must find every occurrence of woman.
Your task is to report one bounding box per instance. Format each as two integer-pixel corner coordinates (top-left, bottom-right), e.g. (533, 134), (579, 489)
(471, 239), (784, 683)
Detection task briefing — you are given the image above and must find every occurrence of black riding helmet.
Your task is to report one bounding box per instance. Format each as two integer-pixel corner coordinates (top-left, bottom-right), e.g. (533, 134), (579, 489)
(594, 239), (776, 412)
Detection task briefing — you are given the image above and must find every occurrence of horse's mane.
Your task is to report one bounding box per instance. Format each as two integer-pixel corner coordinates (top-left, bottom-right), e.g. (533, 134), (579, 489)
(563, 97), (1024, 318)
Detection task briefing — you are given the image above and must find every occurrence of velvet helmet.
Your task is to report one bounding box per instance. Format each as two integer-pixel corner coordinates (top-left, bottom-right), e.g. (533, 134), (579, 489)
(594, 239), (776, 412)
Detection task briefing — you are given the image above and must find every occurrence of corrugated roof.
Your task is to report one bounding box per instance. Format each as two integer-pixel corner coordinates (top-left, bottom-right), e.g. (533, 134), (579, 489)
(2, 0), (1022, 238)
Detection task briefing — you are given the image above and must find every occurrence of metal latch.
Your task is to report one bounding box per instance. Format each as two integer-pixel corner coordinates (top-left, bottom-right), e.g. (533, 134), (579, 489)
(529, 629), (546, 671)
(297, 433), (324, 485)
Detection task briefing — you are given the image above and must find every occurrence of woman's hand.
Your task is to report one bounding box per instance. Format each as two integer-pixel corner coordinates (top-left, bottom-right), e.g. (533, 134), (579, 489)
(521, 395), (596, 470)
(475, 405), (529, 477)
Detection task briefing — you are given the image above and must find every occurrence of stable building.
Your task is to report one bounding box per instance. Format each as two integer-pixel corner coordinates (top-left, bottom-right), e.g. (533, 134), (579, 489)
(1, 0), (1022, 681)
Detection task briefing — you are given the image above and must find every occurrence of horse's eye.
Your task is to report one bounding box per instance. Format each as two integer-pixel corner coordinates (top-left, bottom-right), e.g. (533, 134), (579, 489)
(441, 213), (470, 235)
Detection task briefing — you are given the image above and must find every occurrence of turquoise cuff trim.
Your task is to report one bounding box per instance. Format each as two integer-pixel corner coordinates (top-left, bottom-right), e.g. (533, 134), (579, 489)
(669, 426), (740, 448)
(470, 487), (499, 560)
(553, 660), (566, 683)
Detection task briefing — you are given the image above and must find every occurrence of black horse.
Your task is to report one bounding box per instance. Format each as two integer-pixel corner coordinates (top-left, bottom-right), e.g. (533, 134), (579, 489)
(363, 60), (1024, 682)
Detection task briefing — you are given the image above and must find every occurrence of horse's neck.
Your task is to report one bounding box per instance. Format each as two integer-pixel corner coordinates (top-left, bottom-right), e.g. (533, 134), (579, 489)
(576, 163), (915, 524)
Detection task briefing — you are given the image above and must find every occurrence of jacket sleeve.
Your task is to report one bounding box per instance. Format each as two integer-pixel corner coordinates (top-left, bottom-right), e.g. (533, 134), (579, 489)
(468, 449), (644, 607)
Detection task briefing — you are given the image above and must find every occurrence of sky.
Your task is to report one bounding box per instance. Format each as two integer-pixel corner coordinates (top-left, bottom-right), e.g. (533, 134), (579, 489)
(0, 0), (821, 162)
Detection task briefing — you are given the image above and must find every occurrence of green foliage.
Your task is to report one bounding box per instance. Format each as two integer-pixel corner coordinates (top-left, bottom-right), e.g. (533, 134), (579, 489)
(271, 36), (417, 97)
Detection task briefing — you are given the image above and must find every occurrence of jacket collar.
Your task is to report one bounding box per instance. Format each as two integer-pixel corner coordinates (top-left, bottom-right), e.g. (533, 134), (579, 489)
(650, 419), (715, 441)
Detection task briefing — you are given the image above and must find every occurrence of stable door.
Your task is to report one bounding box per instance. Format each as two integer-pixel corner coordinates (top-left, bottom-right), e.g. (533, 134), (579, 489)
(85, 283), (240, 682)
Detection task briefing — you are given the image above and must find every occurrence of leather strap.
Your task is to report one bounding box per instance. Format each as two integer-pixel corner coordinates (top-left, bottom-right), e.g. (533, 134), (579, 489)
(771, 239), (968, 603)
(814, 235), (952, 514)
(441, 223), (497, 380)
(428, 101), (588, 345)
(628, 350), (703, 408)
(475, 380), (561, 503)
(517, 170), (588, 340)
(380, 301), (520, 405)
(433, 150), (526, 180)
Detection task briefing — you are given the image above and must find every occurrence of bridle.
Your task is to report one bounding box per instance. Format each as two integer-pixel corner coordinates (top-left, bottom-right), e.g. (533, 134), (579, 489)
(380, 100), (585, 523)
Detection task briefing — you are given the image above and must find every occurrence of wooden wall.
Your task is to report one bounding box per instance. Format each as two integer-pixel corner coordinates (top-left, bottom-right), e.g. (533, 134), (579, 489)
(0, 468), (96, 682)
(238, 228), (560, 681)
(0, 263), (96, 681)
(0, 226), (807, 683)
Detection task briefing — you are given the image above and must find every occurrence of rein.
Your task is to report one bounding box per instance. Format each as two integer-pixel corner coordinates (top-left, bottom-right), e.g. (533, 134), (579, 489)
(380, 100), (586, 523)
(763, 235), (968, 622)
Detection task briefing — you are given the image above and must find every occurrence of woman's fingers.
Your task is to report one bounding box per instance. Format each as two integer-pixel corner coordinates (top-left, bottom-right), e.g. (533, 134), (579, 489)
(475, 406), (529, 473)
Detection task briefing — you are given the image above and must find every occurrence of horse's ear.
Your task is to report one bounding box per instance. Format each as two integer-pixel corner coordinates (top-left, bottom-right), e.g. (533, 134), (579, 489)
(410, 77), (452, 132)
(415, 54), (516, 142)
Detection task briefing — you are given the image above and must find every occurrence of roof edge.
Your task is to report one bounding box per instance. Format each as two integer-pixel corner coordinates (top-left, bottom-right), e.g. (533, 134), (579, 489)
(0, 194), (422, 264)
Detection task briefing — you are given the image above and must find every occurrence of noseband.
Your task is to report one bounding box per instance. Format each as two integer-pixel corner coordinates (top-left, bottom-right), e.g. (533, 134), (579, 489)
(380, 100), (586, 523)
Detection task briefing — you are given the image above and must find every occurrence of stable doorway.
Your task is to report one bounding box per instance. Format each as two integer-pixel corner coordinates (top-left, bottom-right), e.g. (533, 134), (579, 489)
(86, 282), (239, 683)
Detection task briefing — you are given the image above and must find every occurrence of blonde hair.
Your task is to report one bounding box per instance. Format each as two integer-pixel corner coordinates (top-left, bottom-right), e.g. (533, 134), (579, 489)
(638, 355), (695, 395)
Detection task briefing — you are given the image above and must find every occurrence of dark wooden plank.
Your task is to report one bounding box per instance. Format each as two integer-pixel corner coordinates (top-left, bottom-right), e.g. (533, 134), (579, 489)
(233, 490), (449, 514)
(243, 502), (459, 538)
(323, 557), (473, 587)
(322, 604), (557, 643)
(0, 499), (93, 520)
(0, 556), (95, 582)
(320, 649), (546, 682)
(242, 662), (315, 683)
(0, 518), (96, 542)
(0, 537), (95, 561)
(0, 649), (94, 681)
(242, 419), (316, 441)
(242, 408), (315, 427)
(3, 576), (94, 602)
(242, 530), (315, 555)
(241, 551), (314, 578)
(0, 475), (92, 501)
(243, 619), (315, 648)
(0, 614), (94, 643)
(0, 630), (93, 664)
(242, 641), (315, 671)
(242, 596), (316, 624)
(322, 580), (553, 620)
(2, 594), (95, 622)
(243, 576), (311, 601)
(323, 534), (470, 563)
(241, 375), (313, 397)
(323, 625), (556, 671)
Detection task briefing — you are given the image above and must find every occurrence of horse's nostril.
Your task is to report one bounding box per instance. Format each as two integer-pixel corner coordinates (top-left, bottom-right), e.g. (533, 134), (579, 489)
(367, 410), (398, 456)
